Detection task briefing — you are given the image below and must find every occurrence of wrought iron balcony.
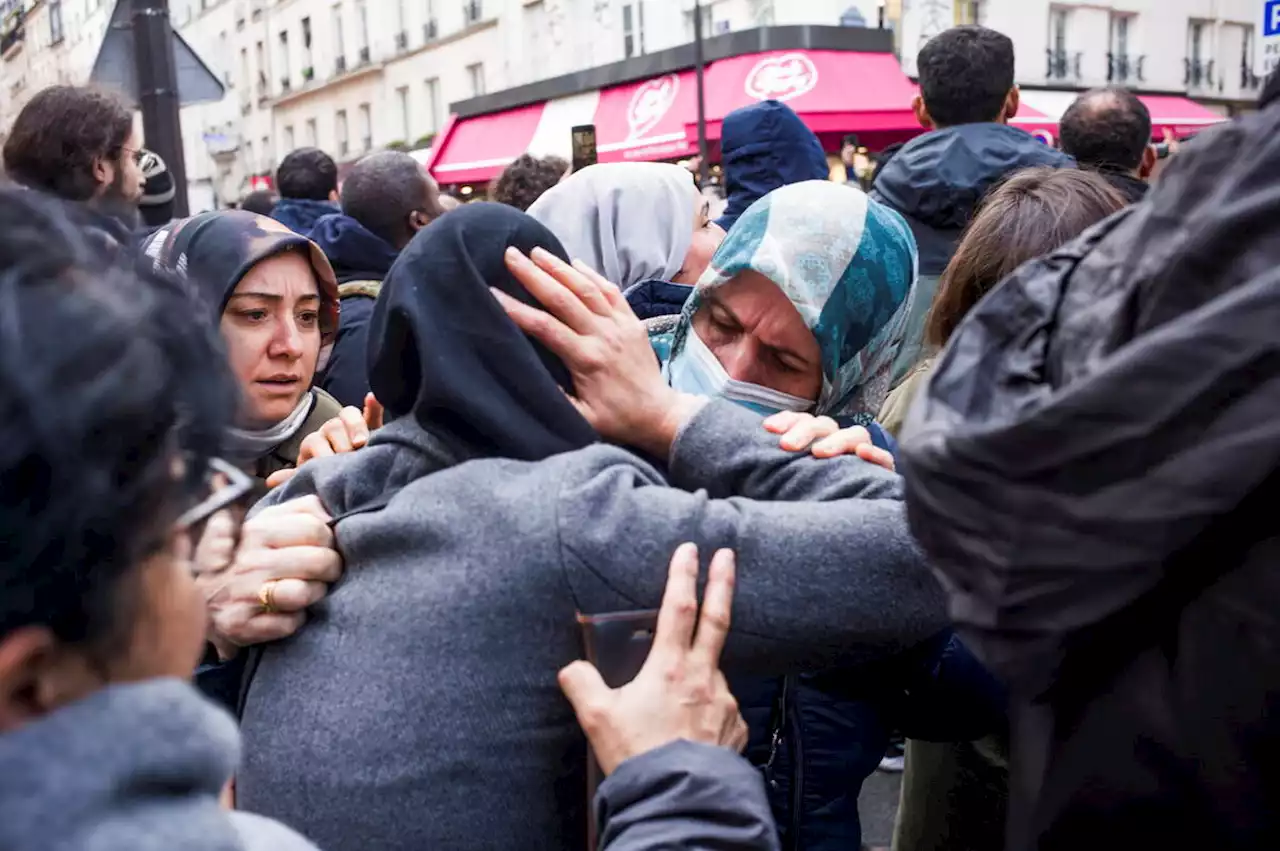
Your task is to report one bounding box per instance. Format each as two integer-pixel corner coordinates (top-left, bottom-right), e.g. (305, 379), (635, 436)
(1046, 49), (1082, 82)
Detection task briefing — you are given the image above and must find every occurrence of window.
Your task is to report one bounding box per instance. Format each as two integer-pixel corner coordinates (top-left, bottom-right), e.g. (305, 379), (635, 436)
(278, 30), (290, 85)
(255, 40), (266, 89)
(1111, 15), (1129, 57)
(261, 136), (270, 171)
(467, 62), (485, 96)
(49, 0), (63, 45)
(358, 102), (371, 151)
(245, 140), (255, 173)
(306, 117), (318, 147)
(524, 0), (547, 80)
(425, 77), (441, 133)
(332, 3), (345, 60)
(959, 1), (984, 26)
(336, 109), (349, 156)
(1051, 8), (1069, 56)
(1189, 21), (1204, 65)
(301, 16), (313, 74)
(396, 85), (410, 140)
(1109, 14), (1134, 82)
(684, 5), (711, 40)
(622, 3), (637, 58)
(220, 30), (231, 84)
(284, 125), (295, 151)
(240, 47), (250, 92)
(425, 0), (438, 39)
(355, 0), (369, 54)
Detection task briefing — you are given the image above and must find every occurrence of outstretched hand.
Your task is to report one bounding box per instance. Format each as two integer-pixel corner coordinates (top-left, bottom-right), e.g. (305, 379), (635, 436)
(267, 393), (385, 488)
(494, 247), (705, 458)
(559, 543), (747, 776)
(763, 412), (896, 471)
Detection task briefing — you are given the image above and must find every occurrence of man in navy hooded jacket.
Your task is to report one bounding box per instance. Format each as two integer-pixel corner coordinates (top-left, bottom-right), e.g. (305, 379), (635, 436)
(271, 148), (342, 235)
(308, 151), (444, 407)
(872, 25), (1073, 386)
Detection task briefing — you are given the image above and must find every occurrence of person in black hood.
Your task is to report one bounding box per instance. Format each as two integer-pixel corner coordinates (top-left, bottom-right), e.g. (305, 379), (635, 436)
(715, 100), (830, 232)
(308, 151), (445, 407)
(1059, 86), (1156, 205)
(872, 25), (1073, 386)
(899, 97), (1280, 851)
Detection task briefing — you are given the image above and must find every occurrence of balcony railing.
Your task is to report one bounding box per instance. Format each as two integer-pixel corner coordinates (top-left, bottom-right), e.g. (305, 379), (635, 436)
(335, 54), (347, 74)
(1185, 58), (1215, 88)
(463, 0), (482, 26)
(1, 12), (26, 57)
(395, 30), (407, 51)
(280, 77), (291, 93)
(1106, 53), (1145, 84)
(339, 140), (350, 157)
(357, 46), (369, 65)
(424, 19), (438, 41)
(1046, 49), (1082, 81)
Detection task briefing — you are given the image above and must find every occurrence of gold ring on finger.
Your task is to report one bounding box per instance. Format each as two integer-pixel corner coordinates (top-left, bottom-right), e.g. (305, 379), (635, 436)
(258, 579), (280, 614)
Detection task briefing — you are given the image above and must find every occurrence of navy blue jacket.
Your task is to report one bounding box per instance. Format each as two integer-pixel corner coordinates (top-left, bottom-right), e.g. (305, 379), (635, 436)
(308, 213), (400, 408)
(716, 101), (830, 232)
(871, 124), (1074, 385)
(271, 197), (340, 236)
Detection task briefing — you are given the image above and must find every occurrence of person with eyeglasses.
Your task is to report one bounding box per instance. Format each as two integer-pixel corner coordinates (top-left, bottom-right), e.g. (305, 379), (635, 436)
(2, 85), (146, 210)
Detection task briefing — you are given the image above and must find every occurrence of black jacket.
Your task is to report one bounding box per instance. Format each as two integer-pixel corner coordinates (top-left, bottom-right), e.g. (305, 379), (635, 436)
(307, 213), (400, 407)
(871, 123), (1074, 385)
(899, 107), (1280, 851)
(1095, 167), (1149, 204)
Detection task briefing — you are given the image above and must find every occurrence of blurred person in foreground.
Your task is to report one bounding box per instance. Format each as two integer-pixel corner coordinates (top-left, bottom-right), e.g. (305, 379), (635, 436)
(492, 153), (570, 211)
(233, 203), (944, 851)
(2, 85), (146, 240)
(308, 151), (445, 406)
(872, 26), (1073, 387)
(899, 87), (1280, 851)
(271, 147), (340, 234)
(1059, 86), (1157, 204)
(0, 186), (319, 851)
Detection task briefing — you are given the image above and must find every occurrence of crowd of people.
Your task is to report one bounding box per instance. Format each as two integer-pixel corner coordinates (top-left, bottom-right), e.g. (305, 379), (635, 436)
(0, 21), (1277, 851)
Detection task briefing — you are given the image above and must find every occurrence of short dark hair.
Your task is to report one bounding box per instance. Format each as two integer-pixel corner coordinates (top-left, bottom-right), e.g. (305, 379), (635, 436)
(917, 26), (1016, 128)
(927, 168), (1126, 348)
(2, 86), (134, 201)
(275, 147), (339, 200)
(1060, 87), (1153, 172)
(340, 151), (442, 248)
(240, 189), (278, 216)
(0, 188), (234, 653)
(492, 154), (569, 212)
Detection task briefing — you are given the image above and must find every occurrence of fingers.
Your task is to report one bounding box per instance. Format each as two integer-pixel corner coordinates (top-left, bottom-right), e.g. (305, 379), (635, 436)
(296, 430), (336, 466)
(854, 443), (897, 472)
(504, 247), (598, 334)
(234, 611), (307, 645)
(259, 545), (344, 584)
(805, 425), (870, 457)
(363, 393), (385, 431)
(265, 468), (298, 489)
(570, 258), (628, 312)
(529, 248), (615, 319)
(557, 660), (610, 727)
(779, 416), (842, 451)
(337, 406), (370, 449)
(265, 578), (331, 612)
(729, 713), (749, 753)
(763, 410), (813, 435)
(253, 494), (332, 524)
(649, 542), (700, 662)
(490, 286), (579, 359)
(192, 510), (238, 575)
(241, 509), (335, 552)
(688, 549), (735, 674)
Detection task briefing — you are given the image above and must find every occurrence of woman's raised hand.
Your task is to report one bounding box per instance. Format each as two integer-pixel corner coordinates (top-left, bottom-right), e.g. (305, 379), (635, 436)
(267, 393), (385, 488)
(496, 247), (705, 458)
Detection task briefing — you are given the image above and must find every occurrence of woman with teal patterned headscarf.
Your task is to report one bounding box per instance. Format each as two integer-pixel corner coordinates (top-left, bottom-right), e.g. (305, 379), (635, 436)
(651, 179), (918, 427)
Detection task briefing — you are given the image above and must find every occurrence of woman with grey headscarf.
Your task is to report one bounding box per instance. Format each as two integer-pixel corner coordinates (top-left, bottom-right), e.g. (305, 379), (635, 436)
(526, 162), (724, 290)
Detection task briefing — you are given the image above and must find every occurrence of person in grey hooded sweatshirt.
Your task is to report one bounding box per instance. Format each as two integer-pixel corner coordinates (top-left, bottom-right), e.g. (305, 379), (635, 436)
(871, 25), (1073, 386)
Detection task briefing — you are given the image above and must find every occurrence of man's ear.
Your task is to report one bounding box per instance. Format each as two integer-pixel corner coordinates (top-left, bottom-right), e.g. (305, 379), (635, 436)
(0, 627), (90, 734)
(912, 94), (933, 131)
(92, 156), (113, 195)
(1000, 86), (1021, 124)
(1138, 145), (1157, 179)
(328, 189), (340, 203)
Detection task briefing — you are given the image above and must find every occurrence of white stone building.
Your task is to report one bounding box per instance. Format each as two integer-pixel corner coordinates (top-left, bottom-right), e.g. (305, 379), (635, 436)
(0, 0), (1266, 207)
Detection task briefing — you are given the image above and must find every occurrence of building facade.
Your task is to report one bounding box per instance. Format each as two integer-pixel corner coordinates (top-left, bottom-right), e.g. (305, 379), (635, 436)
(0, 0), (1264, 208)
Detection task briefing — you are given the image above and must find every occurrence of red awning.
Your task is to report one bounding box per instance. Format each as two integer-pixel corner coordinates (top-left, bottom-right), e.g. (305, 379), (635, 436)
(594, 71), (700, 163)
(1017, 91), (1227, 140)
(694, 50), (920, 139)
(425, 103), (546, 186)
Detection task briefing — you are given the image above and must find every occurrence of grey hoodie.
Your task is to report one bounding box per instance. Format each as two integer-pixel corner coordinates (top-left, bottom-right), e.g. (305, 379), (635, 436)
(236, 400), (947, 851)
(0, 678), (317, 851)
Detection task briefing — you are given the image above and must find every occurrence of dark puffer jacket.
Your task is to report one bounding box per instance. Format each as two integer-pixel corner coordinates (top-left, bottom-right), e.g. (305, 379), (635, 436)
(871, 123), (1073, 386)
(900, 105), (1280, 851)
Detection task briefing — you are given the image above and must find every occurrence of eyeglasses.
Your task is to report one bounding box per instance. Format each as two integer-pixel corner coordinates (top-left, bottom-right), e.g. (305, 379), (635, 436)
(176, 457), (256, 532)
(121, 147), (147, 166)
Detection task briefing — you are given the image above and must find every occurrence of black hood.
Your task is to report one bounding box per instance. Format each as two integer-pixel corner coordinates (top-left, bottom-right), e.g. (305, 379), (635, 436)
(873, 123), (1075, 232)
(308, 212), (400, 283)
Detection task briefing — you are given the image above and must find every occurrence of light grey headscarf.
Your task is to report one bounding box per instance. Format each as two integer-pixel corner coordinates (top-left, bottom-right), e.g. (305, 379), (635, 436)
(526, 162), (697, 289)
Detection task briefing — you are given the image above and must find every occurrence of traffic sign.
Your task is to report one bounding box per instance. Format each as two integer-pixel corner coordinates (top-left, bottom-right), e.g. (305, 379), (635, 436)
(1258, 0), (1280, 77)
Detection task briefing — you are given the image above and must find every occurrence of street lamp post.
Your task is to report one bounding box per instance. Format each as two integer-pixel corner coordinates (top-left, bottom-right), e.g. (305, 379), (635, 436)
(132, 0), (190, 216)
(693, 0), (709, 187)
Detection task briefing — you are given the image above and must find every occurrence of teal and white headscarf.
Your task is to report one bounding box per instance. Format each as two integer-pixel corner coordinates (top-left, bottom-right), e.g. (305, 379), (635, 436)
(653, 180), (918, 425)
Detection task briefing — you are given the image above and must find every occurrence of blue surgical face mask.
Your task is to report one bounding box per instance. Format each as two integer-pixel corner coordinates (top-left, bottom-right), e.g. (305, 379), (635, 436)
(666, 327), (817, 417)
